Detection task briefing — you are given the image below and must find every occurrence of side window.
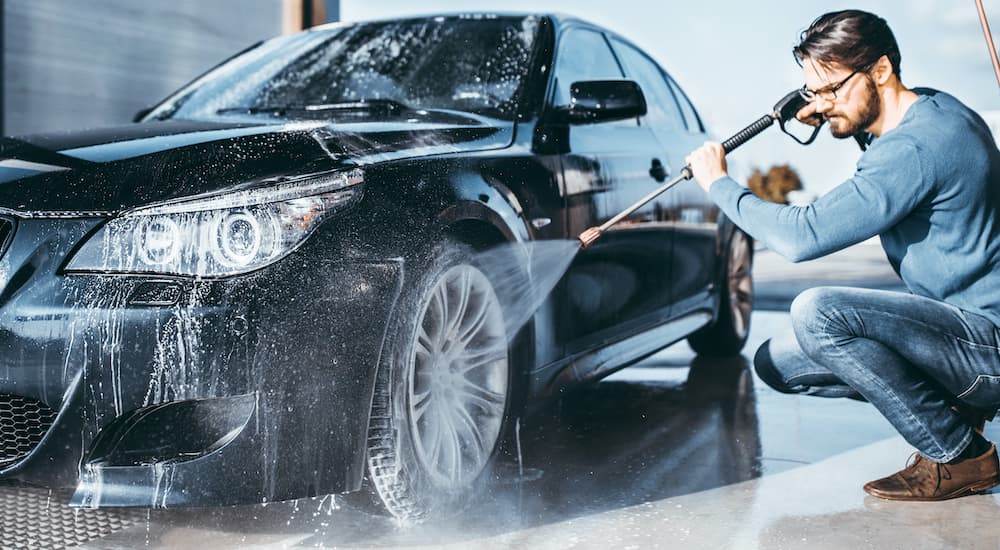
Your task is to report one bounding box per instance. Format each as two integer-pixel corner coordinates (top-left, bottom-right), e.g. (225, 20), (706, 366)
(611, 39), (685, 132)
(552, 28), (624, 106)
(665, 74), (705, 133)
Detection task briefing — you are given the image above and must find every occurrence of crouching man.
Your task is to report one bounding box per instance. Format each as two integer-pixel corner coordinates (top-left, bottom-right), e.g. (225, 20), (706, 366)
(686, 9), (1000, 501)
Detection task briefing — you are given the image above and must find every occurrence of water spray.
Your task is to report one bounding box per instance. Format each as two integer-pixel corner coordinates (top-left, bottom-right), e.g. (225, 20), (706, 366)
(480, 89), (824, 341)
(578, 89), (821, 248)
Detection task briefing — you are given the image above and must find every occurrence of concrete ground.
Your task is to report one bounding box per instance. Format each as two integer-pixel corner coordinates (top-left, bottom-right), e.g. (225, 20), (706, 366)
(11, 242), (998, 549)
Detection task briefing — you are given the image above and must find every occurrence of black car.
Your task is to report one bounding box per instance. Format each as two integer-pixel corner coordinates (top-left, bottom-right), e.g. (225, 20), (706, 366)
(0, 13), (753, 520)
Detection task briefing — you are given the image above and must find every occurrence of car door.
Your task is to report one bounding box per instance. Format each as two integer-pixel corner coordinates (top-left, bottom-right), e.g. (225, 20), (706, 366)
(661, 73), (719, 311)
(551, 27), (675, 356)
(610, 39), (718, 314)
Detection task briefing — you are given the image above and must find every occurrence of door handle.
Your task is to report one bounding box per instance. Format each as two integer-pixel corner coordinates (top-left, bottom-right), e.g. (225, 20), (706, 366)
(649, 158), (669, 182)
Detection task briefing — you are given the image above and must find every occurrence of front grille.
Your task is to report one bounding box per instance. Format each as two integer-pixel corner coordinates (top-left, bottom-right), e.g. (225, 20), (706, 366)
(0, 217), (13, 258)
(0, 395), (58, 468)
(0, 486), (143, 549)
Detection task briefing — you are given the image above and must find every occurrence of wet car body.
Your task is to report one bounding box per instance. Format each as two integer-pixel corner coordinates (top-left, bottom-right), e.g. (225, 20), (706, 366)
(0, 13), (751, 515)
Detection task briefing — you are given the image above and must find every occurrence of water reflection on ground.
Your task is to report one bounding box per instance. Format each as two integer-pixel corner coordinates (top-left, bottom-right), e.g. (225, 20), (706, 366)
(82, 355), (760, 548)
(5, 311), (914, 549)
(6, 244), (959, 548)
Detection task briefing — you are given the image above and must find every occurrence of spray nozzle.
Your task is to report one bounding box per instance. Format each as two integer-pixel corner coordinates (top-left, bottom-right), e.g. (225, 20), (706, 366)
(772, 90), (823, 146)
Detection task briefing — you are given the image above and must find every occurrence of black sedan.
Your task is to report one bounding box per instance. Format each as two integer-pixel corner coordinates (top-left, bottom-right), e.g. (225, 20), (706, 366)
(0, 13), (753, 520)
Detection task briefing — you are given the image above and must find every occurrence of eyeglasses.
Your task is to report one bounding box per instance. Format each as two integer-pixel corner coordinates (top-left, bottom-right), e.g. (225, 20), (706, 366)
(798, 67), (867, 102)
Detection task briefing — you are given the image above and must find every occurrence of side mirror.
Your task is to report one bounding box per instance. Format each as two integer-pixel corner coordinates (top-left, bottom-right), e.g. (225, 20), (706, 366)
(132, 107), (153, 123)
(554, 80), (647, 124)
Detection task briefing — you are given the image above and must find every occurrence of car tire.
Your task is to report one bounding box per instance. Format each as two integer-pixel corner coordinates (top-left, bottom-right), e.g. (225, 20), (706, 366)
(365, 240), (516, 522)
(687, 228), (753, 356)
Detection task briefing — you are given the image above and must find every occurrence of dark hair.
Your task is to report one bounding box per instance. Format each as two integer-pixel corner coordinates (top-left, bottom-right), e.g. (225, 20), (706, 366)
(793, 10), (902, 78)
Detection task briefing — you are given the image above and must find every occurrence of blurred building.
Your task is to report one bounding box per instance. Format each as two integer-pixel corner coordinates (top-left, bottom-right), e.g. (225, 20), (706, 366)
(983, 111), (1000, 141)
(1, 0), (338, 136)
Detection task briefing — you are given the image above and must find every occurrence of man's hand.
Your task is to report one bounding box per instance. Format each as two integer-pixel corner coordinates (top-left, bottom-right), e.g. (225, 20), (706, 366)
(796, 100), (824, 127)
(685, 141), (727, 193)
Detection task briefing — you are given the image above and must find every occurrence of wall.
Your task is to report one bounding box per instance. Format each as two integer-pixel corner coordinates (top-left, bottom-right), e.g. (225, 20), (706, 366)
(3, 0), (285, 136)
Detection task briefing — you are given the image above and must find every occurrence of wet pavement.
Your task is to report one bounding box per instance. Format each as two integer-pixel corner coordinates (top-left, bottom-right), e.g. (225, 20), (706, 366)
(753, 238), (906, 310)
(8, 242), (999, 549)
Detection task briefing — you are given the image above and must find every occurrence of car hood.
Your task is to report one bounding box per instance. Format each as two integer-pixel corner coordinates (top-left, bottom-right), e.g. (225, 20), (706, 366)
(0, 115), (513, 214)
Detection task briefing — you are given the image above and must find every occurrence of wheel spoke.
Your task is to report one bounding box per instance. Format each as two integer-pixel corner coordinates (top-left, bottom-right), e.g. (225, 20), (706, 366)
(442, 412), (463, 482)
(446, 270), (472, 341)
(415, 327), (434, 358)
(457, 344), (507, 374)
(734, 288), (753, 303)
(731, 266), (752, 280)
(732, 248), (748, 270)
(457, 377), (506, 413)
(427, 291), (445, 345)
(731, 233), (747, 253)
(457, 297), (491, 347)
(734, 311), (748, 336)
(452, 403), (487, 464)
(736, 277), (753, 296)
(413, 389), (433, 421)
(434, 280), (449, 335)
(424, 404), (445, 465)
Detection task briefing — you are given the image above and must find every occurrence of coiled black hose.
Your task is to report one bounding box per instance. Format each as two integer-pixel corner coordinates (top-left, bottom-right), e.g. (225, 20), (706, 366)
(721, 114), (775, 154)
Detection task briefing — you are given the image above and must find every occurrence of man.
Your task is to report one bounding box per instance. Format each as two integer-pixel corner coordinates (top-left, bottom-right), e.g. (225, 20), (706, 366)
(686, 9), (1000, 501)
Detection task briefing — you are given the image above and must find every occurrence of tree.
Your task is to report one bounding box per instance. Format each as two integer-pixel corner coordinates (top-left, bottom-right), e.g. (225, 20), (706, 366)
(747, 164), (803, 204)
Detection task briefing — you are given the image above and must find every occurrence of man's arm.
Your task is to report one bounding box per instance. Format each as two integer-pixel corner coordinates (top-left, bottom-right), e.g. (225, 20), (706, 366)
(686, 139), (932, 262)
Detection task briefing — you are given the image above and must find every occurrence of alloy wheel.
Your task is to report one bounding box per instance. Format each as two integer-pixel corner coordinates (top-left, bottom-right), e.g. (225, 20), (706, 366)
(728, 231), (753, 340)
(407, 264), (509, 488)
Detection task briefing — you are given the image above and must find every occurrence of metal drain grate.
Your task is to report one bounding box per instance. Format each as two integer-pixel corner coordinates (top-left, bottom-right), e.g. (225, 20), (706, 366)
(0, 487), (144, 549)
(0, 394), (59, 467)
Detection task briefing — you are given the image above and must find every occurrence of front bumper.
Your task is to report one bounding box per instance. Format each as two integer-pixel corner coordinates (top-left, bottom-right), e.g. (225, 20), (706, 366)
(0, 217), (404, 506)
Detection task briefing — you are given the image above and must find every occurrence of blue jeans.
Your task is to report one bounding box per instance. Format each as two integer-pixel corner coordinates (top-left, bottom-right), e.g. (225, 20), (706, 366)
(754, 286), (1000, 462)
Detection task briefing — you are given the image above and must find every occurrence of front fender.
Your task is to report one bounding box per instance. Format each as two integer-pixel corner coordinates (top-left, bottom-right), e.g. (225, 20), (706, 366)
(436, 173), (532, 244)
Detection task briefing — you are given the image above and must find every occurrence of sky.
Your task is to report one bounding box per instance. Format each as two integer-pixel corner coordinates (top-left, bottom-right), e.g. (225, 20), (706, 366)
(341, 1), (1000, 196)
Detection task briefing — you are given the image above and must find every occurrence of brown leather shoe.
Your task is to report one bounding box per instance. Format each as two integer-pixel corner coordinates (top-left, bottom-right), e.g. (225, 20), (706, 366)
(863, 444), (1000, 501)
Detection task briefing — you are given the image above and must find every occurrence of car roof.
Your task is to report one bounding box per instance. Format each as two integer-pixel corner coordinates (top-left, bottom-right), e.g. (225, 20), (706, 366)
(308, 12), (646, 56)
(310, 12), (606, 33)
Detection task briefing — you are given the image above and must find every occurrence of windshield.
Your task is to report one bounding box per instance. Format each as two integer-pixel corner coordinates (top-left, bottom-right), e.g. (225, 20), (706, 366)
(148, 15), (541, 123)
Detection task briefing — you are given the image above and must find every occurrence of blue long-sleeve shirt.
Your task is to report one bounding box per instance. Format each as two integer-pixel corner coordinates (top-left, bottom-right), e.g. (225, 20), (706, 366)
(709, 89), (1000, 326)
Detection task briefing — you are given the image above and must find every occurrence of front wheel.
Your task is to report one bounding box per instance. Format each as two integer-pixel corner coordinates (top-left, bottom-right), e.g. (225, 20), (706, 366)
(688, 229), (754, 356)
(366, 243), (513, 521)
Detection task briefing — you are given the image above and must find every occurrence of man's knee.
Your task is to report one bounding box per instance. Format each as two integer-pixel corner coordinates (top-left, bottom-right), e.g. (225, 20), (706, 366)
(789, 286), (862, 349)
(790, 287), (837, 326)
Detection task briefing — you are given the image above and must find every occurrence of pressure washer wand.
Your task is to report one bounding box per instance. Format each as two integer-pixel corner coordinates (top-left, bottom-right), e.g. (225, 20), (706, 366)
(578, 90), (813, 248)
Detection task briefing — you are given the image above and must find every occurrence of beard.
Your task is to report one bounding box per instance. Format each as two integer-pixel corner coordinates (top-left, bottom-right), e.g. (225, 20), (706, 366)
(826, 75), (880, 138)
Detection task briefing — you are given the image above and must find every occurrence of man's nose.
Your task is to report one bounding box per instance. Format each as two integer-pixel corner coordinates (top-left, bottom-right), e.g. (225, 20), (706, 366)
(813, 97), (835, 114)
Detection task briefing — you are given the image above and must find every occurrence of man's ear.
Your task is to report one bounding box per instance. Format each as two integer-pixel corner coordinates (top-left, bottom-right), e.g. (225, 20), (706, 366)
(871, 54), (894, 85)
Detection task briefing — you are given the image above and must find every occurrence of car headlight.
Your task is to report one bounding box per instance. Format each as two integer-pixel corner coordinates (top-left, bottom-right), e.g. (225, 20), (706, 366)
(65, 169), (363, 277)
